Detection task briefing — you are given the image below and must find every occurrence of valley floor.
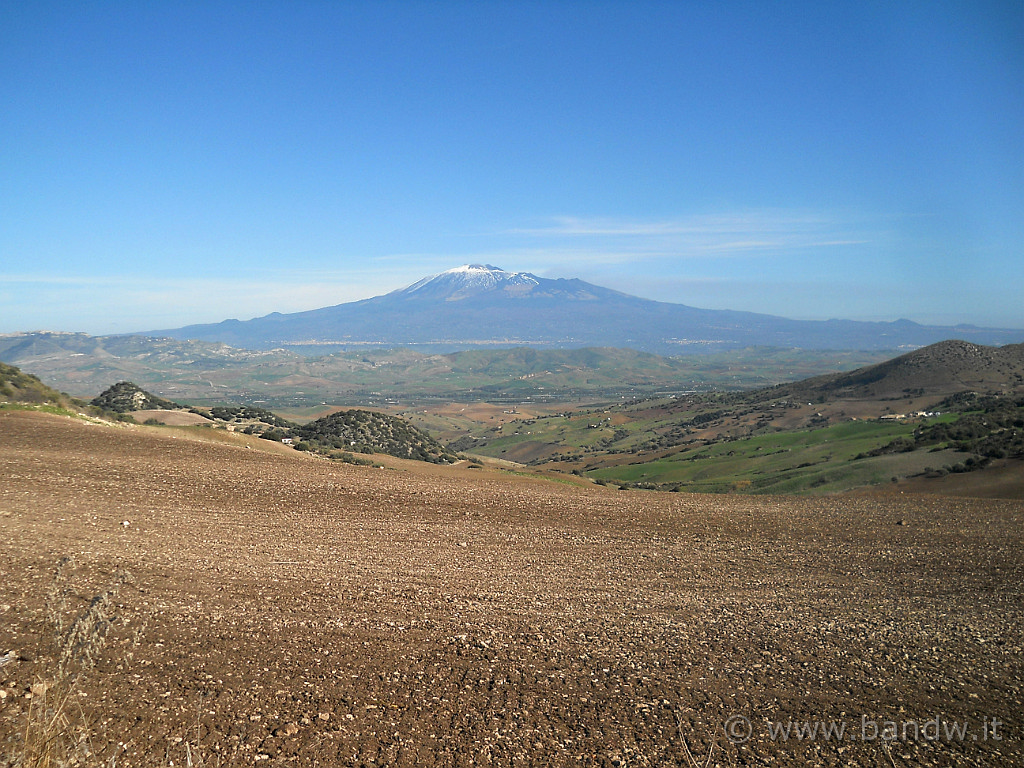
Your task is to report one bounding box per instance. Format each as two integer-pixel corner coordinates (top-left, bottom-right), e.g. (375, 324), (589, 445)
(1, 411), (1022, 766)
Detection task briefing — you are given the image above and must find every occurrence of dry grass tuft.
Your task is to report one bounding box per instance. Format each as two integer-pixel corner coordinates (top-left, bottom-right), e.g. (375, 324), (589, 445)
(16, 681), (93, 768)
(7, 559), (132, 768)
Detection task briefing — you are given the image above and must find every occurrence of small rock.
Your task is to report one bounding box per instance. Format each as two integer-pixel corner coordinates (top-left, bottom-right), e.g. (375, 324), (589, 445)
(273, 722), (300, 737)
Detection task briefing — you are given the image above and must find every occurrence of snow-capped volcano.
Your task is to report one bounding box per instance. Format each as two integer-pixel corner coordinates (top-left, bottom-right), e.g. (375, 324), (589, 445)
(144, 265), (1024, 353)
(402, 265), (542, 300)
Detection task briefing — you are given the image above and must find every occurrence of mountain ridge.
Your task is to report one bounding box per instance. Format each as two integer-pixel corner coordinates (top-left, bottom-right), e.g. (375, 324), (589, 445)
(143, 265), (1024, 354)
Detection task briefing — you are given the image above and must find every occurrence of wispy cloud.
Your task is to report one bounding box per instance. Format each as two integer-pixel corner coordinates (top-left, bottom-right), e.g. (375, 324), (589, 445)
(511, 212), (826, 237)
(504, 211), (872, 258)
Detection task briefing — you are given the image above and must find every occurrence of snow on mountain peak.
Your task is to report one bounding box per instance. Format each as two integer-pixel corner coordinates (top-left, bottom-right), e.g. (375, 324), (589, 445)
(404, 265), (540, 295)
(447, 264), (505, 273)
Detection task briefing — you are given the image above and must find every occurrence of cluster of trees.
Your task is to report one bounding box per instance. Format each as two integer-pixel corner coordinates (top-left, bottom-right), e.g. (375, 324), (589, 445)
(855, 437), (916, 459)
(206, 405), (296, 428)
(861, 393), (1024, 471)
(292, 410), (458, 464)
(915, 395), (1024, 460)
(90, 381), (180, 413)
(189, 402), (459, 465)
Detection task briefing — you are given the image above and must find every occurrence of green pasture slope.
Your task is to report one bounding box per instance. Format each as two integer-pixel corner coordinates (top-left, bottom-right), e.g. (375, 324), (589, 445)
(587, 419), (962, 494)
(452, 406), (662, 460)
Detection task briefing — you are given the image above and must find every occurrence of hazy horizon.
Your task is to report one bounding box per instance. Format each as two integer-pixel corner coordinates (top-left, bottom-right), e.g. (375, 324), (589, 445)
(4, 262), (1024, 339)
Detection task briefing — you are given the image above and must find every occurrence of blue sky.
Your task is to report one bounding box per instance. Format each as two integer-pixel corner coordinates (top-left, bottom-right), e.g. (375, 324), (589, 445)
(1, 0), (1022, 335)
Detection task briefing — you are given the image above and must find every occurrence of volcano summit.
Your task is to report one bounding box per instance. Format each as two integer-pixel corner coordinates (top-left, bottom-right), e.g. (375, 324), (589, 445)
(146, 265), (1024, 353)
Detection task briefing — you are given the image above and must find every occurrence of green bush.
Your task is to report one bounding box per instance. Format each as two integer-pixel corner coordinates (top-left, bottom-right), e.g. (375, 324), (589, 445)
(330, 451), (375, 466)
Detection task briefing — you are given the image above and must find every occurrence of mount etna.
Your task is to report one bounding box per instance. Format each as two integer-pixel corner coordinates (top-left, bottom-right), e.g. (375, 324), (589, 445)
(145, 264), (1024, 354)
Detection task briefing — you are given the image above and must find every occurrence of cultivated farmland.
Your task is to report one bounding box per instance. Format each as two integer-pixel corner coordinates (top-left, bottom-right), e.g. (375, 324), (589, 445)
(1, 410), (1021, 766)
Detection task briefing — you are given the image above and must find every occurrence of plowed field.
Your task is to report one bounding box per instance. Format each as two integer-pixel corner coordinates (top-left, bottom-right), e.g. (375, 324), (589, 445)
(1, 410), (1021, 766)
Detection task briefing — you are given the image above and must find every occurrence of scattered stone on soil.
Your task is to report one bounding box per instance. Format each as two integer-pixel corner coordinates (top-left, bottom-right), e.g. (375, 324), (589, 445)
(1, 410), (1021, 767)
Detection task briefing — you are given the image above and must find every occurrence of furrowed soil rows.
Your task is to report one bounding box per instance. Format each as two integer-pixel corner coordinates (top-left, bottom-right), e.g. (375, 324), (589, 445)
(1, 410), (1021, 766)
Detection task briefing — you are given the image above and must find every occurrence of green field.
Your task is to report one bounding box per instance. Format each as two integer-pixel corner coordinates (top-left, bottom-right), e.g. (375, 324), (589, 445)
(586, 419), (963, 493)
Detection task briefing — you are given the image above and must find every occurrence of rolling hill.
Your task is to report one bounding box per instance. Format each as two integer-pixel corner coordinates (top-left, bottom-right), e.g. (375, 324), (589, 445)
(0, 361), (72, 407)
(767, 339), (1024, 400)
(0, 332), (894, 406)
(426, 340), (1024, 496)
(91, 380), (184, 413)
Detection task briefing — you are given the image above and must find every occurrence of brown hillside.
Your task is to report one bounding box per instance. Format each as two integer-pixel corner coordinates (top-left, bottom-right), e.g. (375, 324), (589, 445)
(1, 410), (1022, 766)
(777, 340), (1024, 400)
(863, 458), (1024, 500)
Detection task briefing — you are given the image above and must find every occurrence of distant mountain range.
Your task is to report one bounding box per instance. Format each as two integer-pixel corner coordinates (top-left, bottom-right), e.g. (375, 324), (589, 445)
(144, 264), (1024, 354)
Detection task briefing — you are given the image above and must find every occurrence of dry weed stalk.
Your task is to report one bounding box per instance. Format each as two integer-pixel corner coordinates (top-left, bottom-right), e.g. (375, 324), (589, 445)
(7, 559), (133, 768)
(675, 710), (715, 768)
(44, 558), (74, 638)
(56, 571), (129, 680)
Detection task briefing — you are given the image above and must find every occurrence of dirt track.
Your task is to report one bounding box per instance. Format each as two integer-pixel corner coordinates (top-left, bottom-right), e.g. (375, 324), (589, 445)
(1, 410), (1022, 766)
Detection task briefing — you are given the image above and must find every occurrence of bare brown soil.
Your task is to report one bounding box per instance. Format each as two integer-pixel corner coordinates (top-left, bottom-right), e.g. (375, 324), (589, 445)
(129, 410), (213, 427)
(873, 460), (1024, 500)
(422, 403), (571, 425)
(1, 410), (1022, 766)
